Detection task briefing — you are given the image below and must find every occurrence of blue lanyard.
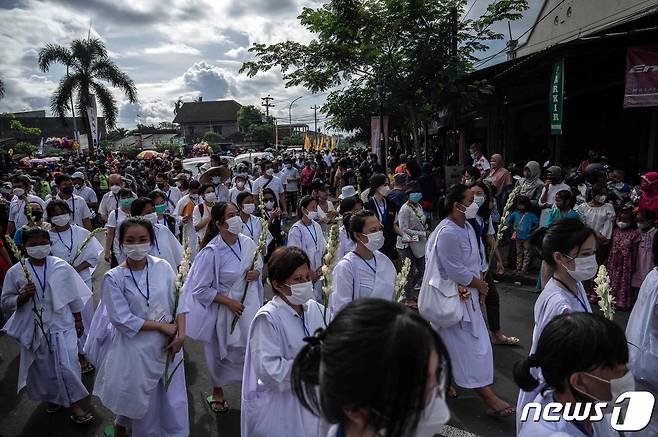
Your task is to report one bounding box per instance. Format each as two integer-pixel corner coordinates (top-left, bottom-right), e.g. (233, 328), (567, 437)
(304, 222), (318, 247)
(354, 251), (377, 274)
(245, 217), (254, 238)
(374, 198), (387, 224)
(300, 308), (310, 337)
(28, 259), (47, 299)
(128, 264), (150, 306)
(224, 237), (242, 262)
(553, 277), (590, 313)
(56, 228), (74, 255)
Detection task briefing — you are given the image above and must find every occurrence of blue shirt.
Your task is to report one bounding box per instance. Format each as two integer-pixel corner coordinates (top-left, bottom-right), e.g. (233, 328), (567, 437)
(506, 211), (539, 240)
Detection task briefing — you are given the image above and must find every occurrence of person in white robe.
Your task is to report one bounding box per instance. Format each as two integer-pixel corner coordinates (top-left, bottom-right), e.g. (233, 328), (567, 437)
(286, 195), (326, 301)
(46, 199), (103, 374)
(336, 196), (363, 259)
(427, 185), (514, 417)
(330, 210), (396, 317)
(235, 191), (273, 252)
(184, 201), (263, 413)
(130, 197), (184, 270)
(173, 180), (201, 259)
(193, 184), (217, 245)
(92, 218), (188, 437)
(241, 246), (325, 436)
(104, 189), (135, 266)
(1, 227), (93, 424)
(45, 174), (93, 230)
(516, 218), (597, 433)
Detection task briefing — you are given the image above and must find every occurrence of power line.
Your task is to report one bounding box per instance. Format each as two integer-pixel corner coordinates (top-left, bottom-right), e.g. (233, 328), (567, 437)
(261, 94), (275, 119)
(461, 0), (480, 23)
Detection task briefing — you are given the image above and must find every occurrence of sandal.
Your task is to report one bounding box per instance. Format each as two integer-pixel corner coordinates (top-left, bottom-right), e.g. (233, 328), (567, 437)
(447, 386), (458, 399)
(206, 395), (230, 413)
(45, 404), (62, 414)
(486, 405), (516, 417)
(70, 410), (94, 424)
(492, 335), (520, 346)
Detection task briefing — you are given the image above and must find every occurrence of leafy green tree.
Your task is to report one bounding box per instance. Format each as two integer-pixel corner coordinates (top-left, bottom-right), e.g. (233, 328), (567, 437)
(282, 133), (304, 146)
(241, 0), (526, 162)
(155, 142), (181, 155)
(14, 141), (37, 156)
(38, 38), (138, 154)
(237, 105), (265, 132)
(2, 112), (42, 139)
(203, 131), (223, 144)
(248, 123), (274, 143)
(107, 127), (129, 141)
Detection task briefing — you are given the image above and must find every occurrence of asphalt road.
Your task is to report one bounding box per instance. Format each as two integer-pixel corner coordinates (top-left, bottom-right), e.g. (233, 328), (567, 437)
(0, 256), (632, 437)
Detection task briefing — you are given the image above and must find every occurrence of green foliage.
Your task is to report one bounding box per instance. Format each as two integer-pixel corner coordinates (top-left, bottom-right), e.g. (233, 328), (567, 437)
(237, 105), (265, 132)
(106, 128), (129, 141)
(203, 131), (223, 144)
(282, 133), (304, 146)
(14, 141), (37, 156)
(248, 123), (274, 143)
(119, 144), (139, 157)
(155, 142), (180, 154)
(2, 112), (42, 137)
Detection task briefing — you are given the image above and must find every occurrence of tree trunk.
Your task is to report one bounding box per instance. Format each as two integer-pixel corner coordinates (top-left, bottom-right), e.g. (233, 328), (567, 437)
(409, 110), (422, 165)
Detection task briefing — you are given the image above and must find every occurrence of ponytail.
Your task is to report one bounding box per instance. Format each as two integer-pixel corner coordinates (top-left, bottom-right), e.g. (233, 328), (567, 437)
(513, 354), (541, 392)
(291, 329), (326, 415)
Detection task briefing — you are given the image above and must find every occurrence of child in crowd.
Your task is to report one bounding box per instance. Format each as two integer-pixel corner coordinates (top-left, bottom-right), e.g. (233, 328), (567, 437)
(631, 209), (657, 297)
(546, 190), (580, 228)
(505, 195), (539, 274)
(607, 208), (640, 310)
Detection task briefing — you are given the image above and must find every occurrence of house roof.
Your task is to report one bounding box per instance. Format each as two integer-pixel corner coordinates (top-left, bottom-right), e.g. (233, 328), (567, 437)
(173, 100), (242, 124)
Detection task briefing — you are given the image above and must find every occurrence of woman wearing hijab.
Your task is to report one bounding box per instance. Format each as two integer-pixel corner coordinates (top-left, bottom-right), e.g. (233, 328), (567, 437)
(639, 172), (658, 218)
(515, 161), (544, 210)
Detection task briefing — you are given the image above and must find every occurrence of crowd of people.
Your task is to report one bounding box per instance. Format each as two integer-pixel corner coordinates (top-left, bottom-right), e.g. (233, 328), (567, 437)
(0, 142), (657, 436)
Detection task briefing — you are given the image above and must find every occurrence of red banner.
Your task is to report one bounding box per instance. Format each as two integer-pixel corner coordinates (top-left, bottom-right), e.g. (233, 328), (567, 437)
(624, 47), (658, 108)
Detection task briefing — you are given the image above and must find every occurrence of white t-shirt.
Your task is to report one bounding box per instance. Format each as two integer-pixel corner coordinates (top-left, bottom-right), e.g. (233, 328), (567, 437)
(251, 175), (284, 196)
(161, 186), (183, 214)
(282, 166), (300, 192)
(98, 192), (119, 218)
(229, 187), (249, 205)
(192, 203), (212, 242)
(74, 185), (98, 206)
(8, 195), (46, 229)
(273, 171), (287, 188)
(474, 155), (491, 174)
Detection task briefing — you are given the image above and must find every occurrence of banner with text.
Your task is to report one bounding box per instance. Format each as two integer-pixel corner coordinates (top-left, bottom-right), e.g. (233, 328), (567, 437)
(624, 47), (658, 108)
(549, 59), (564, 135)
(86, 94), (98, 150)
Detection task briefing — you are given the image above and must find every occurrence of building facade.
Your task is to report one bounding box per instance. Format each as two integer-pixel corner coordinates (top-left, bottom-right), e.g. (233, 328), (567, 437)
(173, 99), (242, 143)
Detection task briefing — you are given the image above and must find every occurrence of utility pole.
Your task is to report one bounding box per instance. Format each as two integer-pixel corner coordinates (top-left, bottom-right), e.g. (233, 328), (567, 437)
(311, 105), (319, 146)
(261, 95), (274, 121)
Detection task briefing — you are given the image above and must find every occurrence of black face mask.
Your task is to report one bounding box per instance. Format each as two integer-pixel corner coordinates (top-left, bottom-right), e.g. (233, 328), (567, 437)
(157, 183), (166, 190)
(31, 211), (43, 221)
(62, 186), (74, 195)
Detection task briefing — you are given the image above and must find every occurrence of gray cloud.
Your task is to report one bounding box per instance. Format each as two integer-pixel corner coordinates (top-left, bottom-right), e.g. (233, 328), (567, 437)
(226, 0), (297, 18)
(45, 0), (173, 25)
(182, 61), (234, 101)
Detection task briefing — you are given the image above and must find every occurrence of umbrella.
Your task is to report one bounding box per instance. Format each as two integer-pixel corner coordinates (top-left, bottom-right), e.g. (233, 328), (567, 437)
(137, 150), (160, 160)
(264, 147), (275, 153)
(29, 158), (48, 165)
(199, 166), (231, 185)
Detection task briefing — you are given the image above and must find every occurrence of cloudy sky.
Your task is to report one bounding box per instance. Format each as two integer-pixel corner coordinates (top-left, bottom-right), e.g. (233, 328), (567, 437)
(0, 0), (543, 132)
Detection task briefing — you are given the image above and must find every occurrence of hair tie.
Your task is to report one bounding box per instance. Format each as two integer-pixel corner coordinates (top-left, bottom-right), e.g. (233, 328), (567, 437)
(304, 328), (326, 347)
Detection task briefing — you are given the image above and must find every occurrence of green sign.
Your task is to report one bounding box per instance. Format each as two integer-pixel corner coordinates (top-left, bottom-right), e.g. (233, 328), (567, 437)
(549, 59), (564, 135)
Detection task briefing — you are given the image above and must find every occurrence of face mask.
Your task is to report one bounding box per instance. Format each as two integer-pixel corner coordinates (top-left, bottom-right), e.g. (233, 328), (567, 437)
(264, 200), (275, 210)
(265, 169), (274, 177)
(51, 214), (70, 227)
(236, 181), (245, 189)
(306, 209), (320, 221)
(638, 222), (652, 231)
(595, 195), (607, 203)
(360, 230), (385, 252)
(470, 153), (476, 160)
(62, 186), (74, 195)
(226, 215), (244, 235)
(578, 371), (635, 402)
(26, 244), (51, 260)
(124, 243), (151, 261)
(409, 192), (422, 203)
(190, 193), (199, 201)
(143, 212), (158, 224)
(74, 183), (83, 189)
(286, 164), (292, 169)
(110, 185), (121, 195)
(120, 198), (134, 209)
(413, 387), (450, 437)
(242, 203), (255, 214)
(473, 195), (486, 207)
(617, 221), (630, 229)
(155, 204), (167, 214)
(562, 253), (598, 281)
(32, 211), (43, 222)
(211, 176), (221, 185)
(286, 281), (314, 305)
(204, 192), (217, 203)
(175, 181), (182, 188)
(459, 202), (480, 219)
(378, 186), (391, 197)
(13, 188), (25, 197)
(156, 183), (166, 190)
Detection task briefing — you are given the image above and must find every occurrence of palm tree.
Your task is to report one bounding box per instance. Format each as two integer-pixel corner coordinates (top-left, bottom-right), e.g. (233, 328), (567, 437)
(38, 38), (137, 153)
(0, 77), (5, 99)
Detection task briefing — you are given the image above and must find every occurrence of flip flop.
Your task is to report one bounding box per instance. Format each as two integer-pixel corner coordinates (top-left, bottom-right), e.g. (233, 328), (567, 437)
(486, 406), (516, 417)
(70, 411), (93, 424)
(206, 395), (230, 413)
(492, 336), (520, 346)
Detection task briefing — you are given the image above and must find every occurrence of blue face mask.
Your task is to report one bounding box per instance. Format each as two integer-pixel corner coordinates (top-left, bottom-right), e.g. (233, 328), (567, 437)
(409, 192), (422, 203)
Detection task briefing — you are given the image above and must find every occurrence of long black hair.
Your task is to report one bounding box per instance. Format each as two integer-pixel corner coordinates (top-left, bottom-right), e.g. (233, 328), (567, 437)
(291, 299), (451, 437)
(199, 202), (231, 250)
(118, 217), (155, 246)
(514, 312), (628, 393)
(346, 209), (376, 242)
(438, 184), (469, 219)
(529, 218), (596, 268)
(473, 181), (491, 222)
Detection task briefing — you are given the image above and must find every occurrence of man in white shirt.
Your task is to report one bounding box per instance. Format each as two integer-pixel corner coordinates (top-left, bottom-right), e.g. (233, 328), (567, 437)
(156, 172), (183, 214)
(46, 174), (93, 230)
(7, 175), (46, 236)
(323, 151), (333, 168)
(282, 158), (300, 217)
(98, 174), (124, 223)
(251, 160), (287, 218)
(469, 143), (491, 180)
(71, 171), (98, 211)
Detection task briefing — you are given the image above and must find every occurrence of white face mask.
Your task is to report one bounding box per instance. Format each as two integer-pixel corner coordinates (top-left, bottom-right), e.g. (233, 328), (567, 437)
(265, 169), (274, 176)
(226, 215), (244, 235)
(51, 214), (70, 227)
(204, 192), (217, 203)
(562, 253), (598, 281)
(617, 221), (630, 229)
(595, 195), (607, 203)
(360, 230), (385, 253)
(413, 387), (450, 437)
(110, 185), (121, 195)
(306, 209), (320, 221)
(26, 244), (50, 260)
(577, 371), (635, 402)
(143, 212), (158, 224)
(190, 193), (199, 201)
(242, 203), (255, 214)
(175, 181), (182, 188)
(459, 202), (480, 219)
(264, 200), (275, 210)
(378, 185), (391, 197)
(124, 243), (151, 261)
(286, 281), (314, 305)
(473, 195), (486, 207)
(13, 188), (25, 197)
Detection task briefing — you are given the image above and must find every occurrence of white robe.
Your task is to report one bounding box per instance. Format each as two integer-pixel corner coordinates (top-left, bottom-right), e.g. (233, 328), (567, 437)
(49, 225), (103, 353)
(1, 256), (91, 405)
(92, 256), (189, 437)
(149, 223), (184, 270)
(242, 214), (273, 250)
(337, 226), (355, 260)
(173, 194), (199, 259)
(241, 296), (324, 437)
(516, 277), (591, 434)
(184, 234), (263, 387)
(626, 268), (658, 389)
(287, 220), (326, 301)
(428, 218), (493, 389)
(330, 251), (396, 316)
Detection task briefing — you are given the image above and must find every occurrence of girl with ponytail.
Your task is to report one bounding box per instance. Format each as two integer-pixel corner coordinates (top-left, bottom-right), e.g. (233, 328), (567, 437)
(291, 298), (452, 437)
(337, 196), (363, 259)
(514, 312), (630, 436)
